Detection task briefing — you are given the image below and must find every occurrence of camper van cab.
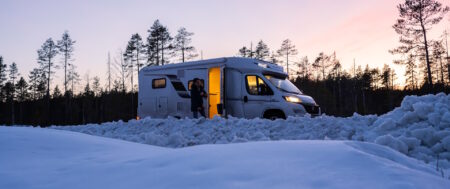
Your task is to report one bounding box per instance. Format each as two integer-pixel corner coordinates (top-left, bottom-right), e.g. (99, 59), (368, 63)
(138, 57), (320, 119)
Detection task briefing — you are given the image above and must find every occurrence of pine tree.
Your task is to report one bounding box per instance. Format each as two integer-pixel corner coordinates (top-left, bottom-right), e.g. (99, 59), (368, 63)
(123, 49), (135, 92)
(83, 73), (94, 96)
(8, 62), (19, 125)
(125, 33), (146, 93)
(391, 0), (449, 86)
(381, 64), (392, 89)
(312, 52), (331, 80)
(330, 57), (342, 79)
(52, 85), (62, 98)
(431, 40), (447, 83)
(390, 69), (397, 90)
(238, 46), (252, 57)
(329, 52), (341, 79)
(173, 27), (197, 62)
(395, 54), (418, 90)
(9, 62), (19, 94)
(147, 20), (173, 65)
(37, 72), (47, 99)
(92, 76), (101, 96)
(37, 38), (59, 98)
(371, 67), (381, 89)
(254, 40), (270, 61)
(16, 77), (29, 102)
(277, 39), (298, 78)
(15, 77), (28, 124)
(297, 56), (310, 79)
(28, 68), (41, 100)
(2, 82), (14, 104)
(125, 33), (146, 73)
(67, 63), (80, 95)
(57, 31), (76, 94)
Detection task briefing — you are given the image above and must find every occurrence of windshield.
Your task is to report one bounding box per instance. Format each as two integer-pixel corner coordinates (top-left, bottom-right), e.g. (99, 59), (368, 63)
(264, 75), (302, 94)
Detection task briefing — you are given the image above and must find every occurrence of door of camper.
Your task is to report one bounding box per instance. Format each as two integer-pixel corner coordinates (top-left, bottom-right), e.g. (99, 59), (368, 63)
(242, 74), (273, 118)
(208, 67), (223, 118)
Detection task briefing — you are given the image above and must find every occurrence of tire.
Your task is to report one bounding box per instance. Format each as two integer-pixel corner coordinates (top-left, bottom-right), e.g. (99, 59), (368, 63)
(263, 110), (286, 120)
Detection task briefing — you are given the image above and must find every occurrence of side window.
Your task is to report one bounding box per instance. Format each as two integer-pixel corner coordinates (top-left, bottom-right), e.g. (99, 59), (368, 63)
(258, 77), (272, 95)
(246, 75), (259, 95)
(171, 81), (187, 91)
(152, 78), (166, 89)
(245, 75), (273, 96)
(188, 79), (204, 90)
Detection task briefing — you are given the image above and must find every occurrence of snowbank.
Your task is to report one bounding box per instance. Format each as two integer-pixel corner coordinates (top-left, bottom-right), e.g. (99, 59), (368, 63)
(1, 127), (449, 189)
(53, 93), (450, 172)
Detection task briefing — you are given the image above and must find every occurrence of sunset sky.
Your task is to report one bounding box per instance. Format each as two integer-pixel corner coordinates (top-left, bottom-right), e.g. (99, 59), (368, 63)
(1, 0), (449, 91)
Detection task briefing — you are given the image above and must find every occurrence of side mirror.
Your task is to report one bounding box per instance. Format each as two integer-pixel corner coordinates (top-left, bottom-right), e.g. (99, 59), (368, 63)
(243, 96), (248, 103)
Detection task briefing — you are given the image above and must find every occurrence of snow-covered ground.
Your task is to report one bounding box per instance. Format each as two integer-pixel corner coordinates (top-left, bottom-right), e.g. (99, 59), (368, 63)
(53, 93), (450, 174)
(1, 126), (449, 189)
(1, 93), (449, 188)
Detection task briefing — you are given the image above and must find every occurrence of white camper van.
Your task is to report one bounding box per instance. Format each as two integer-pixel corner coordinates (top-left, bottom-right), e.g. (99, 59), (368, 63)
(138, 57), (320, 119)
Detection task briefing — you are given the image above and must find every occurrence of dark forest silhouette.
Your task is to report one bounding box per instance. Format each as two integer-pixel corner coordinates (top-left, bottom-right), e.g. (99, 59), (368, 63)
(1, 0), (449, 126)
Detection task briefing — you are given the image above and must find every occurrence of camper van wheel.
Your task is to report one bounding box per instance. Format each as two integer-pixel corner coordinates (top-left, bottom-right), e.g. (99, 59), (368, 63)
(263, 110), (286, 120)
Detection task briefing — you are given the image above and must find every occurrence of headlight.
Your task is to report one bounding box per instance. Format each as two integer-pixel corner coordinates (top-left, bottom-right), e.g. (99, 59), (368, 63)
(284, 96), (302, 104)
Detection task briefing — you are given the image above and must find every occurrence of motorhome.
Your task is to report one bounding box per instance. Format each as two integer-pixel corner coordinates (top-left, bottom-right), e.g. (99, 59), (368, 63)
(138, 57), (320, 119)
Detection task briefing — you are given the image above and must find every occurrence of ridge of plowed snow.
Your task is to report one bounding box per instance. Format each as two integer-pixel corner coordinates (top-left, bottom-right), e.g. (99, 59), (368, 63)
(53, 93), (450, 172)
(1, 126), (449, 189)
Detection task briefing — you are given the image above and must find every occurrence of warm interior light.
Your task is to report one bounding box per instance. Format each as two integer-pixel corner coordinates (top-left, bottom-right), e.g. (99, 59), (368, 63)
(136, 116), (140, 120)
(208, 67), (221, 119)
(284, 96), (302, 103)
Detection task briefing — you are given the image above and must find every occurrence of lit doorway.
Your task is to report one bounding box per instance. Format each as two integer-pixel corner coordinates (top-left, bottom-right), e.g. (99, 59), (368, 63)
(208, 67), (221, 118)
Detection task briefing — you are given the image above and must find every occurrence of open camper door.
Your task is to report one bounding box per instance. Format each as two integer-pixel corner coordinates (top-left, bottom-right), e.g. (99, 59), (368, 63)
(208, 66), (224, 119)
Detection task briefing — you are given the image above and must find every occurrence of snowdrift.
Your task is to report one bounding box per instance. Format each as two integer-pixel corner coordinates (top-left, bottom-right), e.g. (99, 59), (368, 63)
(1, 127), (449, 189)
(53, 93), (450, 171)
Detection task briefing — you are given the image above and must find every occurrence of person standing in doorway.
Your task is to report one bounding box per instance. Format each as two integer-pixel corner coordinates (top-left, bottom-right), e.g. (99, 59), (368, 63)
(190, 78), (207, 118)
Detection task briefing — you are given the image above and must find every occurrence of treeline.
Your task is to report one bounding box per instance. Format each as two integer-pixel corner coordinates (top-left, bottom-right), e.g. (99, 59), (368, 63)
(0, 19), (198, 126)
(1, 0), (449, 126)
(233, 0), (450, 115)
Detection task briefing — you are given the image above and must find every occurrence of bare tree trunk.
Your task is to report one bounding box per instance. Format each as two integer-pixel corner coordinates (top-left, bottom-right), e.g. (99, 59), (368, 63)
(156, 41), (160, 66)
(421, 22), (433, 86)
(286, 52), (289, 79)
(440, 58), (444, 83)
(47, 59), (51, 97)
(182, 47), (185, 63)
(64, 51), (68, 93)
(161, 41), (165, 66)
(136, 51), (140, 75)
(47, 58), (51, 125)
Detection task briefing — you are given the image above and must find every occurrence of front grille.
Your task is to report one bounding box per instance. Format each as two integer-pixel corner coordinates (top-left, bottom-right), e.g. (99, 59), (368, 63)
(303, 104), (320, 115)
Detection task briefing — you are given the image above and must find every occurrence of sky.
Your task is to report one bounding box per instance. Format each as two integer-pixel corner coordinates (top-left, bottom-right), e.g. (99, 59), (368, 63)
(0, 0), (449, 91)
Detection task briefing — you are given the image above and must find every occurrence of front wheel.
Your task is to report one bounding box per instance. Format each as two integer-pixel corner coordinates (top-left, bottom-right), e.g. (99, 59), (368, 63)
(263, 110), (286, 120)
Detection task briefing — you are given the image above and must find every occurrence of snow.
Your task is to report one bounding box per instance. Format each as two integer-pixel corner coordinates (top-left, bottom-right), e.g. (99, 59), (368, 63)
(52, 93), (450, 173)
(1, 126), (449, 189)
